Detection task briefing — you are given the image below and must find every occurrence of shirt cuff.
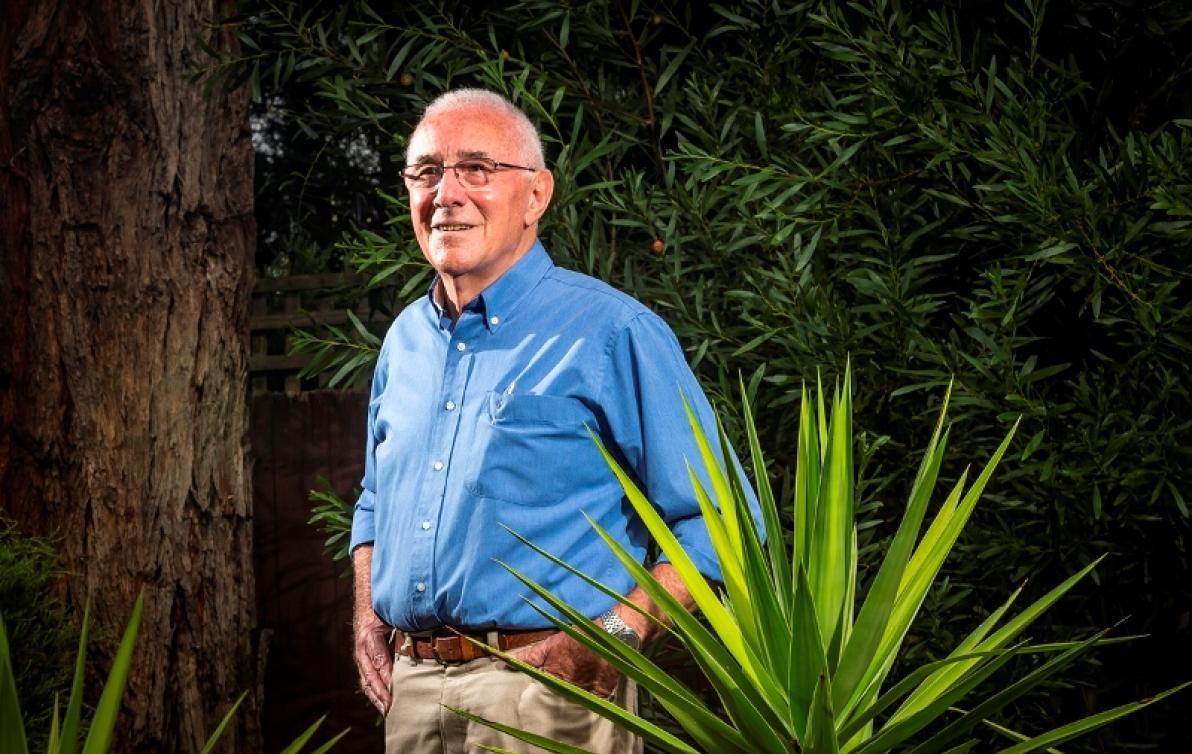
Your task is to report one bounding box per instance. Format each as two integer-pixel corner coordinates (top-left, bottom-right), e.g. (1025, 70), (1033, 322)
(349, 490), (377, 552)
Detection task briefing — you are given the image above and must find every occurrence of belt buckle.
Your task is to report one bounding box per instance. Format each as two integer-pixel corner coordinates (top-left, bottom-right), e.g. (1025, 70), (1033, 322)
(399, 633), (417, 666)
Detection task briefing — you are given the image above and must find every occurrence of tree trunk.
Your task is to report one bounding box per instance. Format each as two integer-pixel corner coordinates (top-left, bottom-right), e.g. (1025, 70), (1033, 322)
(0, 1), (258, 751)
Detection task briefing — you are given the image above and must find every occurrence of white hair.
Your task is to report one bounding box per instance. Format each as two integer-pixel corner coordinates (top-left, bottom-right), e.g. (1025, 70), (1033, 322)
(413, 88), (546, 168)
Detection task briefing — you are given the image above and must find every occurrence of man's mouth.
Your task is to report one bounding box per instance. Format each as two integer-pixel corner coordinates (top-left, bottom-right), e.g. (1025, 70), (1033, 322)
(432, 223), (475, 231)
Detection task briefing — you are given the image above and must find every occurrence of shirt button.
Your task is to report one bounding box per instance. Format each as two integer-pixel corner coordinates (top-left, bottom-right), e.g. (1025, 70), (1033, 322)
(415, 582), (426, 593)
(432, 460), (444, 471)
(456, 342), (466, 352)
(444, 400), (456, 411)
(490, 316), (500, 326)
(421, 520), (432, 530)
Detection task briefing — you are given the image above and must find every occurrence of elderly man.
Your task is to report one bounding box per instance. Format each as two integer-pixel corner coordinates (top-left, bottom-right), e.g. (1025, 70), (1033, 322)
(351, 88), (755, 754)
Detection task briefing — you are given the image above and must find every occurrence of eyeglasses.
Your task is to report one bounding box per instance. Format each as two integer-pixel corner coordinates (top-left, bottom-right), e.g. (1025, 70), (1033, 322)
(401, 158), (537, 189)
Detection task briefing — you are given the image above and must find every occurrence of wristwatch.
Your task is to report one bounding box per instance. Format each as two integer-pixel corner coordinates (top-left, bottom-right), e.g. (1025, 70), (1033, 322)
(597, 608), (642, 650)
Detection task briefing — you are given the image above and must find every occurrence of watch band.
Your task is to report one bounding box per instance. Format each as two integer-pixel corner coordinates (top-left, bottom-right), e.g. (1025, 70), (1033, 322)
(597, 608), (642, 650)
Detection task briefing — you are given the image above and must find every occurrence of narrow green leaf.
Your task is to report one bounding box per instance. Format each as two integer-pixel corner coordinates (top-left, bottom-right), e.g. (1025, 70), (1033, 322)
(993, 682), (1191, 754)
(82, 592), (144, 754)
(200, 692), (247, 754)
(0, 612), (30, 754)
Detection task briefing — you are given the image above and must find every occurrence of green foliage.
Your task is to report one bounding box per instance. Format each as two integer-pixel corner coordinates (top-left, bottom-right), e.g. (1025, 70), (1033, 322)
(0, 518), (80, 750)
(0, 594), (348, 753)
(479, 375), (1188, 753)
(308, 481), (356, 564)
(214, 0), (1192, 747)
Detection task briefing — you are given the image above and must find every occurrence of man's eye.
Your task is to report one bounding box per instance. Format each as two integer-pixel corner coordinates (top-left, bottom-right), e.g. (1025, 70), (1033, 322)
(457, 162), (490, 175)
(411, 166), (440, 179)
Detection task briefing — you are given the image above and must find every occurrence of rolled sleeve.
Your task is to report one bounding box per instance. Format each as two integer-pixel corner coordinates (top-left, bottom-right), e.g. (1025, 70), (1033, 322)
(599, 312), (762, 583)
(350, 333), (390, 554)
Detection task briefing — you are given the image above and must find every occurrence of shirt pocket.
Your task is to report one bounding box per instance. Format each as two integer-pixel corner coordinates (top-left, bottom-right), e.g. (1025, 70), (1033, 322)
(464, 392), (598, 506)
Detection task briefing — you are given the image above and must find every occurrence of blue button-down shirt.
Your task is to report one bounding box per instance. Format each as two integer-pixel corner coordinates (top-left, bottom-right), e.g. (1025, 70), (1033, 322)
(351, 241), (756, 631)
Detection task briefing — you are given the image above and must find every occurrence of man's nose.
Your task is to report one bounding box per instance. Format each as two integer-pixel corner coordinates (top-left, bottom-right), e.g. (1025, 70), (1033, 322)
(433, 167), (467, 206)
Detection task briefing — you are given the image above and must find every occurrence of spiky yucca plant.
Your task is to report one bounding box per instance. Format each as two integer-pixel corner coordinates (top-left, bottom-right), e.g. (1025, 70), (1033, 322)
(0, 594), (346, 754)
(464, 368), (1186, 753)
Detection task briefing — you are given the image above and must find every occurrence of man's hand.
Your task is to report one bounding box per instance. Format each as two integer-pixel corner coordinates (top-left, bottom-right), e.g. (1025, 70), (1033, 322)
(352, 545), (393, 714)
(508, 630), (622, 697)
(508, 563), (692, 698)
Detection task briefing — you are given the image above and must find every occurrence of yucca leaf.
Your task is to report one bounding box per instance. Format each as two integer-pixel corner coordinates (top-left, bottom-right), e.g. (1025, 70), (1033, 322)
(495, 559), (747, 751)
(0, 612), (29, 754)
(976, 716), (1069, 753)
(789, 563), (830, 742)
(806, 671), (841, 754)
(578, 524), (791, 751)
(992, 681), (1191, 754)
(906, 629), (1112, 754)
(589, 432), (754, 676)
(279, 715), (326, 754)
(471, 643), (705, 754)
(58, 601), (92, 754)
(833, 413), (949, 719)
(794, 383), (820, 576)
(849, 644), (1022, 754)
(82, 591), (144, 754)
(48, 696), (61, 754)
(897, 556), (1103, 722)
(837, 650), (1012, 743)
(514, 506), (788, 749)
(200, 691), (248, 754)
(305, 728), (352, 754)
(682, 394), (744, 558)
(738, 375), (791, 609)
(453, 707), (618, 754)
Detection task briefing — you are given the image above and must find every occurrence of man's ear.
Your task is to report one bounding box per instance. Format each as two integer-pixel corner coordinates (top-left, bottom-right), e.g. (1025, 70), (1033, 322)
(523, 169), (555, 226)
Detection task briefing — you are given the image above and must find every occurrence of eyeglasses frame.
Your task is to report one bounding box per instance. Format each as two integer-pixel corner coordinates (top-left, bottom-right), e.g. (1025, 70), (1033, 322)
(401, 158), (538, 190)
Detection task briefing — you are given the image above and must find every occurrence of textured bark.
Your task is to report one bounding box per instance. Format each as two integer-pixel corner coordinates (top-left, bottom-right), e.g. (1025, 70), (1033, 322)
(0, 1), (258, 751)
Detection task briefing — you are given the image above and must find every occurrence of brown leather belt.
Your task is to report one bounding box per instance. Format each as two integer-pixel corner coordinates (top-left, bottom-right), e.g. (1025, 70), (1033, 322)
(395, 628), (555, 664)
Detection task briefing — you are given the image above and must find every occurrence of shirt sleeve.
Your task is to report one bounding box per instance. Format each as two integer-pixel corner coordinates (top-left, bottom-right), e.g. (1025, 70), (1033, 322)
(350, 331), (390, 553)
(598, 311), (763, 582)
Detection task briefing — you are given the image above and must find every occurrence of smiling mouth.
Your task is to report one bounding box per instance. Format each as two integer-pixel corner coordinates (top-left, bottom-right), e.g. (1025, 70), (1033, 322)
(432, 224), (475, 231)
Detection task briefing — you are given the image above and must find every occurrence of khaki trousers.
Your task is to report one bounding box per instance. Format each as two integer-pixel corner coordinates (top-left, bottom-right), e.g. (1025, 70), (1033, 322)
(385, 652), (642, 754)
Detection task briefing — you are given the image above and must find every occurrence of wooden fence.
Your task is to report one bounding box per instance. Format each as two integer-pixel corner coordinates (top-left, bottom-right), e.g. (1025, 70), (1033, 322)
(249, 273), (394, 751)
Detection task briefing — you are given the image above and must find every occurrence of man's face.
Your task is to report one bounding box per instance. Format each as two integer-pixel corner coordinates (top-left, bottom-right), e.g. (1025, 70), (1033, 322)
(405, 105), (552, 291)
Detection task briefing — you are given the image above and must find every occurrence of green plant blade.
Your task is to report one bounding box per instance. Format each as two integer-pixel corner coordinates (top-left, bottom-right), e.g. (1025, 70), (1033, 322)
(899, 556), (1104, 723)
(305, 727), (352, 754)
(200, 691), (247, 754)
(789, 563), (829, 742)
(837, 650), (1011, 743)
(906, 629), (1112, 754)
(0, 612), (30, 754)
(450, 707), (604, 754)
(808, 367), (854, 661)
(496, 559), (748, 751)
(279, 715), (326, 754)
(59, 602), (92, 754)
(738, 375), (791, 610)
(992, 681), (1191, 754)
(82, 591), (144, 754)
(834, 395), (951, 719)
(849, 644), (1022, 754)
(471, 645), (703, 754)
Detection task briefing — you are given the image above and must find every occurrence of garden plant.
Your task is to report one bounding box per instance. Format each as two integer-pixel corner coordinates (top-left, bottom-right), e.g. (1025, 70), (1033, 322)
(0, 595), (347, 754)
(465, 370), (1186, 753)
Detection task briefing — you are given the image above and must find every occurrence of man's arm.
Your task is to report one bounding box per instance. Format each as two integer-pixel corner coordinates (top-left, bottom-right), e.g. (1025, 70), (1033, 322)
(509, 562), (693, 696)
(352, 545), (393, 714)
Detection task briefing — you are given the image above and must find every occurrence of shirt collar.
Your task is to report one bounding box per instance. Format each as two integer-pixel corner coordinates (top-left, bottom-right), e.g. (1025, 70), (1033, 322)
(424, 241), (553, 333)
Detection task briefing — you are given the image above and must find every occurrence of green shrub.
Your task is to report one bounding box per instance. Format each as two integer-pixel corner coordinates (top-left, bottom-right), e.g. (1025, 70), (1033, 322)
(0, 518), (80, 749)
